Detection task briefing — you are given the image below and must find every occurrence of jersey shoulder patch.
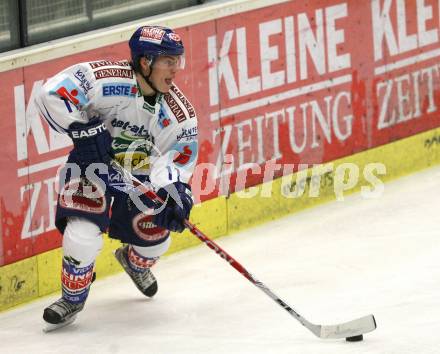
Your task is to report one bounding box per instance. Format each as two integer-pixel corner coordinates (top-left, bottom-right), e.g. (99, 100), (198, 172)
(163, 85), (196, 123)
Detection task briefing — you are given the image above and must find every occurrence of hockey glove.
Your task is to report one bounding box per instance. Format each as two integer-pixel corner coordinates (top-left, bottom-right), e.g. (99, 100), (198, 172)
(68, 118), (114, 166)
(153, 182), (193, 233)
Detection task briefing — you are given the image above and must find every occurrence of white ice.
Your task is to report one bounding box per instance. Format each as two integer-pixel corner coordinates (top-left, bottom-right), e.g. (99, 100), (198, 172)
(1, 165), (440, 354)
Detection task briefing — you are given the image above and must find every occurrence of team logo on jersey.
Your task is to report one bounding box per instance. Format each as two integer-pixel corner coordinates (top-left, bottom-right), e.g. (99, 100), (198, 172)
(132, 213), (169, 241)
(51, 78), (88, 109)
(171, 141), (198, 167)
(102, 83), (137, 97)
(140, 27), (165, 44)
(167, 32), (181, 42)
(70, 122), (107, 139)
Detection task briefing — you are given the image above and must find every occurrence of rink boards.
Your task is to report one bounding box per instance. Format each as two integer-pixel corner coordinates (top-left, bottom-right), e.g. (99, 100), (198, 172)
(2, 0), (440, 311)
(2, 126), (440, 311)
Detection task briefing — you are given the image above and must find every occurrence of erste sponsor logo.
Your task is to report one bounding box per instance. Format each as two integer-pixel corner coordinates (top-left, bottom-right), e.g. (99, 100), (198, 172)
(103, 83), (137, 97)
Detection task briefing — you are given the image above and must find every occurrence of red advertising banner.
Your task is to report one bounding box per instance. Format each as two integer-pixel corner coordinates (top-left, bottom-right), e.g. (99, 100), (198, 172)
(1, 0), (440, 265)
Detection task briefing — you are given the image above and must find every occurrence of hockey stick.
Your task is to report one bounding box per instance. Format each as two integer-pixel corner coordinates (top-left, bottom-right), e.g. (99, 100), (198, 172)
(110, 160), (377, 339)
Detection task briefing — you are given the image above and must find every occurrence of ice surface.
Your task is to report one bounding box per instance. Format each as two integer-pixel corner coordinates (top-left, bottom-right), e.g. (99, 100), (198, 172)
(1, 166), (440, 354)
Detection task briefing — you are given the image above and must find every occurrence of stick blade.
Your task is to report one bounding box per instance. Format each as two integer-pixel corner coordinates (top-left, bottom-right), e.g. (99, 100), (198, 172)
(318, 314), (376, 339)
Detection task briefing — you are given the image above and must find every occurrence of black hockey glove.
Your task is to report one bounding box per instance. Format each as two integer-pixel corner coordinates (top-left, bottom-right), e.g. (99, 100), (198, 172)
(153, 182), (193, 233)
(68, 118), (114, 166)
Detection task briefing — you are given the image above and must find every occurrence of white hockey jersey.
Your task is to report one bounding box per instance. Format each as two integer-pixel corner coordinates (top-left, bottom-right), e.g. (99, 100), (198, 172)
(36, 60), (198, 189)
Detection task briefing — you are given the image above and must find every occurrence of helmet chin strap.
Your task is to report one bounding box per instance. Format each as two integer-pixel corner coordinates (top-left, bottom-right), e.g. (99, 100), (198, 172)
(142, 57), (167, 95)
(142, 70), (158, 95)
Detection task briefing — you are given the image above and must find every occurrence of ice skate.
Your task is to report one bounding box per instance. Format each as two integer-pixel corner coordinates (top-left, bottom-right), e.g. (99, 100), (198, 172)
(42, 298), (84, 332)
(115, 245), (158, 297)
(43, 261), (96, 332)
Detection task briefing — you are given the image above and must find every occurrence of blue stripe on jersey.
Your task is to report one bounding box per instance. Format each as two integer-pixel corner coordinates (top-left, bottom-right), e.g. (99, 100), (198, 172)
(41, 103), (67, 133)
(167, 166), (173, 181)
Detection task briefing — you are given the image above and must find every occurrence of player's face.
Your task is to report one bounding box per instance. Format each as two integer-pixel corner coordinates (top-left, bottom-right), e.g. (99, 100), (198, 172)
(149, 55), (185, 93)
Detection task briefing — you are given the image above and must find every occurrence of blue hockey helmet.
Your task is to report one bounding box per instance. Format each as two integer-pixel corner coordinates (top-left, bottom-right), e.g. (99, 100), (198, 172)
(129, 26), (184, 69)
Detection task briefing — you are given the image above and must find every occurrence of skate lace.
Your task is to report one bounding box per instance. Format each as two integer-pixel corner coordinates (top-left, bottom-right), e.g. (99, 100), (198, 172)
(49, 298), (83, 317)
(132, 268), (156, 289)
(117, 247), (156, 290)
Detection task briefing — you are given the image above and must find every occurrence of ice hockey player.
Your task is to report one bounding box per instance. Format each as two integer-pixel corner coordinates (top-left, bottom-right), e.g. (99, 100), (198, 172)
(35, 25), (198, 330)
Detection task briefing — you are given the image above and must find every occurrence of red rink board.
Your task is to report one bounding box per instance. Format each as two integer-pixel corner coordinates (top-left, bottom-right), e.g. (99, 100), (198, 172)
(1, 0), (440, 265)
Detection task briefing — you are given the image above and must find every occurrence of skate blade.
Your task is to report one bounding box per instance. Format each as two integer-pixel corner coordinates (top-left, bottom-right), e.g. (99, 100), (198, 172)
(43, 315), (77, 333)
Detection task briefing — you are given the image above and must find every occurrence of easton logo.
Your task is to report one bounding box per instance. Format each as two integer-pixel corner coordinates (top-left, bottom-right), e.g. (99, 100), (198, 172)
(70, 123), (107, 139)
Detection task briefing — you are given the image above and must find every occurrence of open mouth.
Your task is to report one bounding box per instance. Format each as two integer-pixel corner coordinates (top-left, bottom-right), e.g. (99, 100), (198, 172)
(165, 78), (173, 85)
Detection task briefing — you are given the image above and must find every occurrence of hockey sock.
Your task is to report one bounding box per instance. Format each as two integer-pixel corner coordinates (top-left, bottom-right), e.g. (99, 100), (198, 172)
(126, 236), (171, 272)
(61, 258), (95, 304)
(61, 217), (102, 304)
(126, 245), (159, 272)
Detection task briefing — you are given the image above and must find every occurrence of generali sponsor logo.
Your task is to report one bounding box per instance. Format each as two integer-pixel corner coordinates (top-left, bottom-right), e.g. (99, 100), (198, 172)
(94, 68), (133, 80)
(170, 85), (196, 118)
